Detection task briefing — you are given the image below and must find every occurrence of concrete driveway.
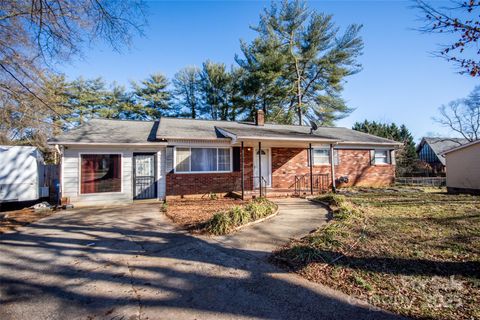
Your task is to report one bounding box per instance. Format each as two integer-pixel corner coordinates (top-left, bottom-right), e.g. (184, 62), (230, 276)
(0, 203), (404, 320)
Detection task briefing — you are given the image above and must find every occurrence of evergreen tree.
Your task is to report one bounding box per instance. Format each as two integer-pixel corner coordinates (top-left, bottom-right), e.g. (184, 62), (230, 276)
(238, 0), (363, 125)
(66, 77), (107, 125)
(172, 67), (201, 119)
(199, 61), (232, 120)
(236, 38), (289, 122)
(132, 73), (171, 120)
(227, 67), (249, 121)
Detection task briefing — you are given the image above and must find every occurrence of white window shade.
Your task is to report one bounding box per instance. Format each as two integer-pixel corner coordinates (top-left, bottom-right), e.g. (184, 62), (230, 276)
(312, 148), (339, 165)
(218, 148), (231, 171)
(174, 147), (232, 173)
(313, 149), (329, 165)
(175, 148), (190, 172)
(374, 150), (389, 164)
(192, 148), (217, 171)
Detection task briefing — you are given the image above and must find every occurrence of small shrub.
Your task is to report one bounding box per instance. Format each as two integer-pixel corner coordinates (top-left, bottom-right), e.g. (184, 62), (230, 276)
(334, 202), (357, 220)
(282, 245), (324, 264)
(160, 202), (168, 212)
(205, 198), (277, 235)
(231, 206), (250, 225)
(316, 194), (346, 207)
(316, 193), (358, 221)
(207, 212), (232, 235)
(308, 224), (342, 248)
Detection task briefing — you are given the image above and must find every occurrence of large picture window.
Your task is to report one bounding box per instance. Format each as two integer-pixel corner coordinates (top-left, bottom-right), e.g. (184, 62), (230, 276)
(81, 154), (121, 193)
(175, 147), (231, 173)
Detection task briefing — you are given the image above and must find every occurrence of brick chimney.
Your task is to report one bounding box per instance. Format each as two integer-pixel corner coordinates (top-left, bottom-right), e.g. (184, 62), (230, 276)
(255, 110), (265, 126)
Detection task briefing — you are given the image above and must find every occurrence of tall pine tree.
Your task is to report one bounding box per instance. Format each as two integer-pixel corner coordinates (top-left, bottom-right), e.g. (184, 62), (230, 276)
(238, 0), (363, 125)
(132, 73), (171, 120)
(172, 66), (201, 119)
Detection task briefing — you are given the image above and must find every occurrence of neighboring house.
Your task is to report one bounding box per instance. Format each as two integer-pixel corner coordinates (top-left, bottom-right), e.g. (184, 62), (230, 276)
(0, 146), (49, 202)
(49, 111), (401, 206)
(442, 140), (480, 195)
(416, 137), (468, 173)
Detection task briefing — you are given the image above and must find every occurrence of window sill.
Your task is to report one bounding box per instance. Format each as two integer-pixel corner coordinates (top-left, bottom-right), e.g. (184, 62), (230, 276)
(173, 171), (233, 174)
(79, 191), (123, 195)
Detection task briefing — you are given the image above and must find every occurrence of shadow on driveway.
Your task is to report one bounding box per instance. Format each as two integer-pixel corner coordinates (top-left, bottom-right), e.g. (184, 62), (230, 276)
(0, 204), (404, 320)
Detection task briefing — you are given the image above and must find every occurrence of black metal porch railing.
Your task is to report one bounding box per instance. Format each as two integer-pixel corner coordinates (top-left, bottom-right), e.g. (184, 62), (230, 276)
(232, 175), (267, 198)
(294, 173), (330, 196)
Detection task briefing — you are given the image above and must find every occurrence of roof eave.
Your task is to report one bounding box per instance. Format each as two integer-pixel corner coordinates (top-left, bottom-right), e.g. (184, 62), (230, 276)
(441, 139), (480, 155)
(48, 141), (168, 146)
(339, 141), (402, 147)
(237, 136), (340, 143)
(159, 137), (232, 141)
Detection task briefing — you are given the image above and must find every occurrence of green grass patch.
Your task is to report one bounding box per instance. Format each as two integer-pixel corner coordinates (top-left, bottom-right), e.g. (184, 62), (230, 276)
(206, 198), (277, 235)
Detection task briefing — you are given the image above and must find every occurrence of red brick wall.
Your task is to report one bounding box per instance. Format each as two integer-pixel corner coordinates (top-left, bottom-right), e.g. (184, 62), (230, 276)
(166, 148), (254, 196)
(166, 147), (394, 196)
(335, 149), (395, 187)
(271, 148), (395, 189)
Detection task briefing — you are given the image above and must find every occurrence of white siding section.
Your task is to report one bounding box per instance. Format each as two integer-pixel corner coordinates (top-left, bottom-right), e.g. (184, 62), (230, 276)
(0, 146), (42, 202)
(445, 142), (480, 191)
(157, 149), (166, 200)
(62, 146), (166, 206)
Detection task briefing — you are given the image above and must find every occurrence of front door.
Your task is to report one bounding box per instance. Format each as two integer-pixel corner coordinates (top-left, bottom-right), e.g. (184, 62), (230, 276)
(254, 148), (271, 188)
(133, 153), (156, 200)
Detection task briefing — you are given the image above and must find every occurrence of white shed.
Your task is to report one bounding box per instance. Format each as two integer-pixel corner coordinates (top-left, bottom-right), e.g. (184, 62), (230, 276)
(443, 140), (480, 195)
(0, 146), (48, 202)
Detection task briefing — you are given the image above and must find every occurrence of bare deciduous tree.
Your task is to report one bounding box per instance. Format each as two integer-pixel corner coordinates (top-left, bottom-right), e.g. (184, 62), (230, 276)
(0, 0), (146, 143)
(415, 0), (480, 76)
(434, 86), (480, 141)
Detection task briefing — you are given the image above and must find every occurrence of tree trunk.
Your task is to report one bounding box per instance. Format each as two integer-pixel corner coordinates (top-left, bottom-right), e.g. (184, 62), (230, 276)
(289, 31), (302, 125)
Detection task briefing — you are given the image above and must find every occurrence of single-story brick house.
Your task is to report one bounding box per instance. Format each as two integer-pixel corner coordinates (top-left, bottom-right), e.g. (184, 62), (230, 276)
(49, 111), (401, 206)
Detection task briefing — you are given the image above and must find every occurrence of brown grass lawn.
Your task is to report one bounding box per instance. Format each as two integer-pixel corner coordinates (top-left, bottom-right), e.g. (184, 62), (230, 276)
(272, 188), (480, 320)
(164, 198), (246, 231)
(0, 208), (53, 234)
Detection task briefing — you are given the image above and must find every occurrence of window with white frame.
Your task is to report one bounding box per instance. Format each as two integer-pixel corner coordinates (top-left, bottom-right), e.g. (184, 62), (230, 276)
(175, 147), (231, 173)
(312, 148), (339, 165)
(374, 150), (389, 164)
(313, 149), (330, 165)
(80, 154), (121, 194)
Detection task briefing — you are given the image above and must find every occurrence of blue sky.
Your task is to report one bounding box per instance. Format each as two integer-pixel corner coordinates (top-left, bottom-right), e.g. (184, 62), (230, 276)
(59, 0), (479, 141)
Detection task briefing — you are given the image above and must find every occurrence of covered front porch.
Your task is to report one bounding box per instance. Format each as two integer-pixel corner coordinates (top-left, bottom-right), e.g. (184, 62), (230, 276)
(234, 139), (336, 199)
(166, 139), (337, 199)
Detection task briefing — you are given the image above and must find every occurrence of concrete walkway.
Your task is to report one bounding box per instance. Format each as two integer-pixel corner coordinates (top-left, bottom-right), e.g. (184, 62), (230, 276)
(210, 198), (329, 259)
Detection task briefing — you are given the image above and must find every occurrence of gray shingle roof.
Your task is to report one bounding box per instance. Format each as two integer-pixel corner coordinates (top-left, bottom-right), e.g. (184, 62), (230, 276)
(417, 137), (469, 165)
(49, 119), (158, 144)
(157, 117), (399, 144)
(49, 117), (400, 146)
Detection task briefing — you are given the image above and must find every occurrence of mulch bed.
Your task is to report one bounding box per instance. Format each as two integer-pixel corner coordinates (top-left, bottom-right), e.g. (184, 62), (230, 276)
(0, 208), (53, 234)
(164, 198), (246, 231)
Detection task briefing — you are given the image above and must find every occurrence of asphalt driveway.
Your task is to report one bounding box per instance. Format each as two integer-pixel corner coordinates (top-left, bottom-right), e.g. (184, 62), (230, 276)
(0, 204), (404, 320)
